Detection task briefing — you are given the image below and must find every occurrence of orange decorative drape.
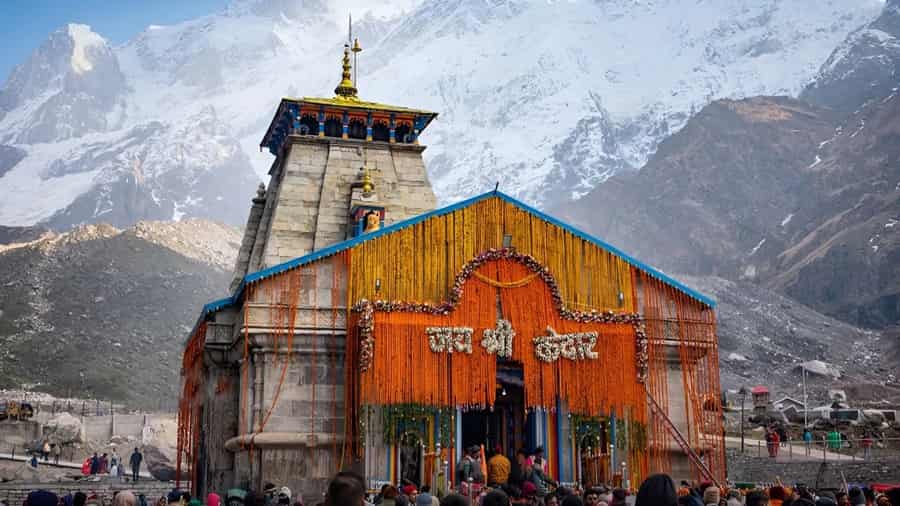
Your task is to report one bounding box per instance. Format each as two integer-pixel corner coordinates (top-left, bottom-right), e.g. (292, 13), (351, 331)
(176, 322), (205, 492)
(360, 267), (498, 407)
(496, 259), (644, 421)
(637, 269), (725, 484)
(357, 258), (647, 424)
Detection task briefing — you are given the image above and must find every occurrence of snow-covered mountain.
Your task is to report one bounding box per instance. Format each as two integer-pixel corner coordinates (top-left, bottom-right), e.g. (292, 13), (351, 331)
(0, 0), (885, 228)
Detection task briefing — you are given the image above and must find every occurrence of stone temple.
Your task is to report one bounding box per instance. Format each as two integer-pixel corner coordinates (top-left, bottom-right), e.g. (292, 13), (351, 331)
(178, 41), (725, 503)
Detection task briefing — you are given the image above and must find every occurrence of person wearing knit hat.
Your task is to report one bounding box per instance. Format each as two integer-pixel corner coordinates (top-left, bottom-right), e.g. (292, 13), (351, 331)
(277, 488), (291, 505)
(25, 490), (58, 506)
(402, 485), (418, 505)
(702, 487), (719, 506)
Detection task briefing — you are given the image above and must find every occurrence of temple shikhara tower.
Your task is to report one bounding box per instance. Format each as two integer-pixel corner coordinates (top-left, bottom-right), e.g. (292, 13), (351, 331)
(178, 39), (725, 502)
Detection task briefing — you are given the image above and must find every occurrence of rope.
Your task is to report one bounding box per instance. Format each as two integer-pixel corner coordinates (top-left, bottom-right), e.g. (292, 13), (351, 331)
(472, 270), (539, 288)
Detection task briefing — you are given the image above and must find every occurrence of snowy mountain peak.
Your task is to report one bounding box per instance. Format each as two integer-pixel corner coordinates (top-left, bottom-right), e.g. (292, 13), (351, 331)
(66, 24), (108, 75)
(0, 0), (887, 229)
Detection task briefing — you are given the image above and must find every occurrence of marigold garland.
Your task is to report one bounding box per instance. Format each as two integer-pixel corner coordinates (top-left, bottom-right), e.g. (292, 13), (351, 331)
(352, 248), (649, 383)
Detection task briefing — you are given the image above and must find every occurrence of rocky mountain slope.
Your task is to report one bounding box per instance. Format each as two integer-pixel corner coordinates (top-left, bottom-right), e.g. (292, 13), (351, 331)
(563, 91), (898, 328)
(560, 0), (900, 328)
(0, 220), (238, 407)
(683, 275), (898, 402)
(800, 0), (900, 114)
(0, 0), (883, 229)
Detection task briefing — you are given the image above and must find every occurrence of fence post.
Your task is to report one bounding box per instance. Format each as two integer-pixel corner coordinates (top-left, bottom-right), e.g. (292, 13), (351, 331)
(789, 437), (793, 460)
(823, 436), (827, 461)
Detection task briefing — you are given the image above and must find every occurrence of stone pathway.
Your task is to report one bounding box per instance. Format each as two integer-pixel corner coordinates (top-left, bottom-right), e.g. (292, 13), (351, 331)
(724, 436), (858, 462)
(0, 453), (153, 477)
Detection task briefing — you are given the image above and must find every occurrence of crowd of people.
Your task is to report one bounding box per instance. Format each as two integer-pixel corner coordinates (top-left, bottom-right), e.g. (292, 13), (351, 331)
(8, 474), (900, 506)
(79, 448), (143, 482)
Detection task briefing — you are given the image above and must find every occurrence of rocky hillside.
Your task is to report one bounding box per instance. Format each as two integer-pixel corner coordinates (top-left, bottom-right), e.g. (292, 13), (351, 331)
(561, 93), (898, 328)
(561, 0), (900, 329)
(0, 220), (239, 407)
(682, 275), (898, 402)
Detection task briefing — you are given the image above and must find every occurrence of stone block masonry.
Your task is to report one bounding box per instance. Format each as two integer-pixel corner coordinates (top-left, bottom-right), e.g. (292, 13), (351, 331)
(727, 449), (900, 484)
(258, 137), (436, 268)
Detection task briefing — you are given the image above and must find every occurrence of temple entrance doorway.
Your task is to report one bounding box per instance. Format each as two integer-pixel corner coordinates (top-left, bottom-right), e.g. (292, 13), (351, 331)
(460, 364), (526, 458)
(397, 431), (423, 486)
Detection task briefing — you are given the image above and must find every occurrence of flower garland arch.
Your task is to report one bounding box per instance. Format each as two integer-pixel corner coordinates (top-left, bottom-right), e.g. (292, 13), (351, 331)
(352, 247), (649, 383)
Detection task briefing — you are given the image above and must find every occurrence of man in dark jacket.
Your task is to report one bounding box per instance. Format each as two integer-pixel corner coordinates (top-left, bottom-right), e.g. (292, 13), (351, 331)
(130, 447), (143, 482)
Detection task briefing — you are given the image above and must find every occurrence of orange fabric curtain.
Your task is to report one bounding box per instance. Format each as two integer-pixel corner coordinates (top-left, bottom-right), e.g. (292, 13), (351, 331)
(360, 267), (498, 407)
(358, 258), (647, 424)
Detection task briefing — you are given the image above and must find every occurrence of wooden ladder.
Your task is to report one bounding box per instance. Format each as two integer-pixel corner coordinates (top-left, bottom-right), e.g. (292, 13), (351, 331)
(647, 394), (721, 488)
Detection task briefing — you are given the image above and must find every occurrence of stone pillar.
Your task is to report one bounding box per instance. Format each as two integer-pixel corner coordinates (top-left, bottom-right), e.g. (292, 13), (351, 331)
(389, 114), (396, 144)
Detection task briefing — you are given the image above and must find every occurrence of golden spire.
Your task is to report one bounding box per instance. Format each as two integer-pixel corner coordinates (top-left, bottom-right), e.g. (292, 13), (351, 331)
(334, 44), (358, 99)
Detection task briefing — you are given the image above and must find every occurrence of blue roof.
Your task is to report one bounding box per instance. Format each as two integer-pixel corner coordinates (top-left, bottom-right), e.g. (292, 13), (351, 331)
(195, 190), (715, 323)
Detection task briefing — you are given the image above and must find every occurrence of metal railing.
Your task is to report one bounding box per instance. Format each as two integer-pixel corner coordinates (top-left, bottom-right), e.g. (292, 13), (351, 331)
(744, 436), (900, 462)
(3, 442), (81, 464)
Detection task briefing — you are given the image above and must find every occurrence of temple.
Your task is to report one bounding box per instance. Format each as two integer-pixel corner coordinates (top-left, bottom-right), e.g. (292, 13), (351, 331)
(178, 41), (725, 503)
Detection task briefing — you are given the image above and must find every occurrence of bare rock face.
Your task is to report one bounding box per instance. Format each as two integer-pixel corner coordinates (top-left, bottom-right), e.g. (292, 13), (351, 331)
(800, 0), (900, 114)
(0, 220), (235, 407)
(561, 89), (900, 329)
(141, 418), (182, 481)
(44, 412), (84, 444)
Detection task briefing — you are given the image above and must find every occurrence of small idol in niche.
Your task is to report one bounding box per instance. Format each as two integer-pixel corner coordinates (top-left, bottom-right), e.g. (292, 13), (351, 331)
(363, 210), (381, 233)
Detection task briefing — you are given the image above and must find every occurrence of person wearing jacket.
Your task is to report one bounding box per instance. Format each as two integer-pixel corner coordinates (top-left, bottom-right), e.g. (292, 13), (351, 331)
(130, 447), (143, 482)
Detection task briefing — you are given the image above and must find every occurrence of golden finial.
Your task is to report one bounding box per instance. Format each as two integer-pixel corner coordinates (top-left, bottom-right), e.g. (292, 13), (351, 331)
(352, 38), (362, 53)
(360, 164), (375, 195)
(334, 44), (358, 99)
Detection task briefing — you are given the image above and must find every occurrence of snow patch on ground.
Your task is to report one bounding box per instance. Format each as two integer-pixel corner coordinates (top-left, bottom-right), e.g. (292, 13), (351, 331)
(749, 238), (766, 256)
(728, 353), (748, 362)
(781, 213), (794, 227)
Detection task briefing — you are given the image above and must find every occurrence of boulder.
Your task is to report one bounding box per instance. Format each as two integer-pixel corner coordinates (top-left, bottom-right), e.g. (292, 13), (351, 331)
(0, 462), (40, 482)
(44, 412), (83, 444)
(143, 444), (189, 481)
(140, 417), (184, 481)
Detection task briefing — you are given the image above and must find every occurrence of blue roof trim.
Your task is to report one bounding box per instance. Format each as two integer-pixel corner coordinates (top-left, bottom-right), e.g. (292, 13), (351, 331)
(202, 297), (234, 315)
(197, 190), (715, 320)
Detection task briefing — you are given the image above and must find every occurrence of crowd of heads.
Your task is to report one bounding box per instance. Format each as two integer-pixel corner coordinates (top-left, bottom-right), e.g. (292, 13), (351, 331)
(12, 470), (900, 506)
(320, 471), (900, 506)
(629, 474), (900, 506)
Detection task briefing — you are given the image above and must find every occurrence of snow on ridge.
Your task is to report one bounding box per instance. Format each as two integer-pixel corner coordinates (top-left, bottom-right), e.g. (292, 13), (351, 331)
(67, 24), (106, 75)
(0, 0), (887, 225)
